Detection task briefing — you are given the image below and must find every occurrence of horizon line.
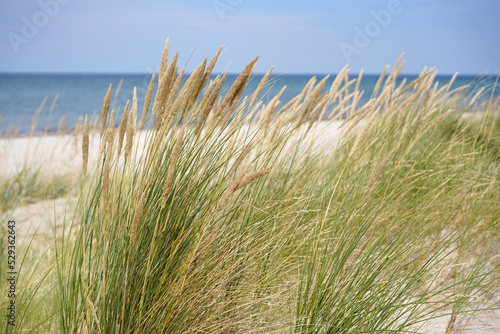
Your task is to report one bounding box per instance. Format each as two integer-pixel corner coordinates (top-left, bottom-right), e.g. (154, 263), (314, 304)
(1, 71), (498, 77)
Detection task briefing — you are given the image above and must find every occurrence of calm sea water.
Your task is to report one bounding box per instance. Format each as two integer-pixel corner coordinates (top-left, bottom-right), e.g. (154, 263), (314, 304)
(0, 73), (497, 134)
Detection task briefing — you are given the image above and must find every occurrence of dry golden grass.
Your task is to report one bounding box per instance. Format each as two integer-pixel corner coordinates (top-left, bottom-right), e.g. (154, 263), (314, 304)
(99, 84), (112, 138)
(82, 115), (89, 175)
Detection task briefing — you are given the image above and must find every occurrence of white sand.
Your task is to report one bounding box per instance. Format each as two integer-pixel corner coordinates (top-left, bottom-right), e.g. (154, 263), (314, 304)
(0, 132), (99, 176)
(0, 120), (349, 176)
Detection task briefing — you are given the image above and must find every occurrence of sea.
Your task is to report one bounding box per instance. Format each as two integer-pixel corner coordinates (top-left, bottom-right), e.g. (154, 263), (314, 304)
(0, 73), (497, 134)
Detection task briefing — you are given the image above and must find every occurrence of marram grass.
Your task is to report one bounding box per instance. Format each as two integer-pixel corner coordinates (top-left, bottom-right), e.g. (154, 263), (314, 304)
(0, 41), (499, 333)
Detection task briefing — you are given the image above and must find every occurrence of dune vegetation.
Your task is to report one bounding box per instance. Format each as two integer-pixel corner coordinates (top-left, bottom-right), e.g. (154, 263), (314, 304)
(0, 42), (499, 333)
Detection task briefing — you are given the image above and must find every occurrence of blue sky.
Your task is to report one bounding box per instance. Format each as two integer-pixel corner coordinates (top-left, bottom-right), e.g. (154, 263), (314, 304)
(0, 0), (499, 75)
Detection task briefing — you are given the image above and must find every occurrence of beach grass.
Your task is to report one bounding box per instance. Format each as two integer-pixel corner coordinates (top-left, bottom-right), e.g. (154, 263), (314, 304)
(0, 168), (73, 214)
(0, 43), (499, 333)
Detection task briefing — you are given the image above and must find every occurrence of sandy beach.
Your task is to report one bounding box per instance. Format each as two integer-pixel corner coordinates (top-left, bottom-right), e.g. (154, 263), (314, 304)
(1, 118), (498, 333)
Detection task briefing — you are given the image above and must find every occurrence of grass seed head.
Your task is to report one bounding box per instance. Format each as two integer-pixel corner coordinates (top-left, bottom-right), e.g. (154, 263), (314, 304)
(86, 297), (101, 331)
(186, 58), (208, 111)
(130, 191), (146, 243)
(200, 46), (223, 92)
(196, 74), (228, 134)
(132, 87), (138, 128)
(140, 72), (156, 129)
(163, 69), (186, 129)
(117, 101), (129, 155)
(249, 66), (273, 110)
(102, 158), (110, 208)
(100, 84), (112, 137)
(235, 163), (274, 191)
(219, 56), (258, 118)
(217, 164), (250, 210)
(82, 115), (89, 174)
(124, 111), (134, 162)
(159, 38), (169, 76)
(365, 148), (397, 193)
(106, 110), (116, 159)
(349, 108), (378, 159)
